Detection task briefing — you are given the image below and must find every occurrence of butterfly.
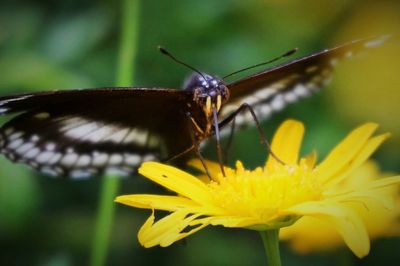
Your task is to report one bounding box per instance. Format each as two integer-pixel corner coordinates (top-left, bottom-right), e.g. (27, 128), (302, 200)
(0, 36), (389, 179)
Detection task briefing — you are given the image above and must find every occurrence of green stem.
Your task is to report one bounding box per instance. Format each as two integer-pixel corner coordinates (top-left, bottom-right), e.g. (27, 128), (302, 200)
(259, 229), (282, 266)
(90, 1), (140, 266)
(116, 0), (140, 87)
(90, 176), (120, 266)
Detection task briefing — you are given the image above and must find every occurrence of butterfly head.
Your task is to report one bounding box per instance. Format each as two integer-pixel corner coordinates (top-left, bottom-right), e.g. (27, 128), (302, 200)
(184, 72), (229, 115)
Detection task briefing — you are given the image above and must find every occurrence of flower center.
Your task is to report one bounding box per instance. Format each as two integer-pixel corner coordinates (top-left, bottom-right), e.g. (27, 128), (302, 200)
(208, 160), (323, 221)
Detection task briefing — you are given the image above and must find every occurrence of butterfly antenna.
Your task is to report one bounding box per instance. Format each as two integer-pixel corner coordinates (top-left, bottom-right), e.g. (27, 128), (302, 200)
(158, 46), (207, 81)
(223, 47), (298, 79)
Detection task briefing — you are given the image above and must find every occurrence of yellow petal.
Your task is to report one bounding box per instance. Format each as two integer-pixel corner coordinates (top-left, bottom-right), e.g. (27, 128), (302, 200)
(318, 123), (378, 183)
(324, 133), (390, 186)
(138, 209), (156, 247)
(286, 201), (370, 258)
(320, 213), (369, 258)
(139, 162), (214, 205)
(138, 210), (209, 247)
(115, 194), (201, 212)
(266, 119), (304, 168)
(362, 175), (400, 190)
(334, 190), (394, 210)
(208, 216), (262, 228)
(280, 216), (343, 253)
(139, 210), (186, 247)
(304, 150), (318, 169)
(159, 214), (209, 247)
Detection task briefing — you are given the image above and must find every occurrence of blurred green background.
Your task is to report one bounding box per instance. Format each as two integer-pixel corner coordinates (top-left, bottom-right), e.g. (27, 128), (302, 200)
(0, 0), (399, 265)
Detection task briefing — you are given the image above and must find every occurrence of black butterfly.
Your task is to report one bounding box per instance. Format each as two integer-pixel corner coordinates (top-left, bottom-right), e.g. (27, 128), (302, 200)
(0, 36), (389, 179)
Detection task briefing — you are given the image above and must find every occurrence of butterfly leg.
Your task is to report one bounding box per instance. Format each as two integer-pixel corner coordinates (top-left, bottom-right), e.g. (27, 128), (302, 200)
(223, 115), (236, 164)
(165, 144), (195, 162)
(165, 141), (213, 180)
(186, 112), (213, 180)
(218, 103), (285, 165)
(212, 108), (226, 176)
(194, 142), (213, 180)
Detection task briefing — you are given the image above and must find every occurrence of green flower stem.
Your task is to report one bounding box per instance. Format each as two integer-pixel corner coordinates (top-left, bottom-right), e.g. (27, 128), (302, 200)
(116, 0), (140, 87)
(90, 176), (120, 266)
(259, 229), (282, 266)
(90, 1), (140, 266)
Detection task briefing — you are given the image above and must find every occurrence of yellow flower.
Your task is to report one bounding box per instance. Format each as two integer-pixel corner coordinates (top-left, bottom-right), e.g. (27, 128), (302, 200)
(280, 160), (400, 254)
(115, 120), (400, 258)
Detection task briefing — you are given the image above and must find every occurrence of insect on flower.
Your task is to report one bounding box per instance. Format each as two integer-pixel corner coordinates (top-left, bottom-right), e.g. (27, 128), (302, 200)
(0, 35), (391, 178)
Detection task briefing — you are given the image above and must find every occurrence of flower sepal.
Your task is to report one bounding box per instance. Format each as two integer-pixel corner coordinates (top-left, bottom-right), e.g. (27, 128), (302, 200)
(246, 215), (300, 231)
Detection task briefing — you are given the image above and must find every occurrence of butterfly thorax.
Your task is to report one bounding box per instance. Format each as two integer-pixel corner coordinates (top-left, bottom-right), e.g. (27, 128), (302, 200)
(183, 72), (229, 139)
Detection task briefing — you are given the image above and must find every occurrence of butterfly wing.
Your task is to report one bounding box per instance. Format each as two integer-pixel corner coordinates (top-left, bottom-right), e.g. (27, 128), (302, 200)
(0, 88), (193, 178)
(220, 35), (390, 126)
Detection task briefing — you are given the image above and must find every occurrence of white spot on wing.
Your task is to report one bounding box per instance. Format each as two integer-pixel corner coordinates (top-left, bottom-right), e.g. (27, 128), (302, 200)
(76, 155), (91, 167)
(103, 128), (130, 143)
(60, 117), (89, 131)
(109, 154), (123, 165)
(25, 148), (40, 159)
(242, 112), (253, 124)
(106, 167), (130, 176)
(7, 139), (23, 149)
(293, 84), (309, 97)
(242, 96), (259, 106)
(235, 115), (244, 125)
(9, 132), (23, 141)
(254, 88), (277, 100)
(143, 154), (156, 161)
(70, 170), (93, 180)
(48, 153), (62, 165)
(37, 151), (55, 164)
(40, 167), (59, 177)
(46, 142), (56, 151)
(259, 104), (272, 117)
(283, 92), (298, 103)
(270, 95), (285, 111)
(92, 152), (108, 166)
(61, 153), (78, 166)
(124, 154), (141, 165)
(220, 104), (239, 117)
(31, 135), (40, 142)
(123, 128), (148, 145)
(65, 122), (99, 139)
(83, 125), (116, 143)
(62, 118), (136, 144)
